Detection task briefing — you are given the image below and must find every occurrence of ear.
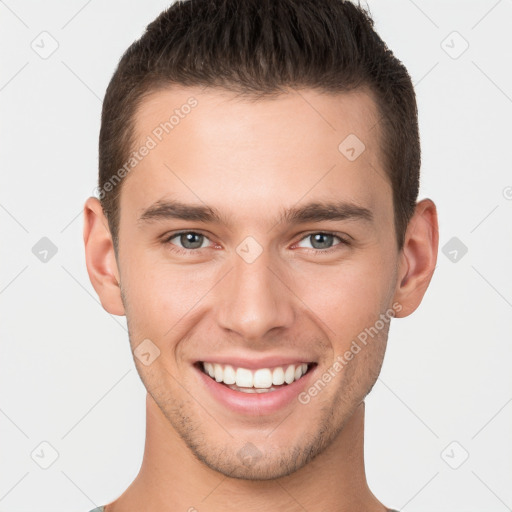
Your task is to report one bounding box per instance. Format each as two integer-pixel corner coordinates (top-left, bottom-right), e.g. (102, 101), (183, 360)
(393, 198), (439, 318)
(83, 197), (125, 316)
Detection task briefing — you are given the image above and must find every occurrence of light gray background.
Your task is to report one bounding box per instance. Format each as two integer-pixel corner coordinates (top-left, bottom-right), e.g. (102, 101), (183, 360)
(1, 1), (511, 511)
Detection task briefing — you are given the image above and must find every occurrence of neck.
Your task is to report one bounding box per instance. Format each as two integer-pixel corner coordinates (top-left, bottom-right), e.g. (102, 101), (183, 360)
(105, 396), (387, 512)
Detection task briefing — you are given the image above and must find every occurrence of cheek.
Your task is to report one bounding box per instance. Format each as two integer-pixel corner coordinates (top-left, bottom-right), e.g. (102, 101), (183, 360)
(295, 257), (394, 343)
(121, 241), (396, 343)
(121, 254), (216, 336)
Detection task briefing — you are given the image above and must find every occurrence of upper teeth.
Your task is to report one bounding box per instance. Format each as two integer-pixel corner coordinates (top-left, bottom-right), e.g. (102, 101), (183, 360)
(202, 362), (309, 388)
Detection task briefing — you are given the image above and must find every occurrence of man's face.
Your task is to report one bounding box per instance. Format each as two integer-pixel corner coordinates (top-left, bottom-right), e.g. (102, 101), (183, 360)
(116, 86), (401, 479)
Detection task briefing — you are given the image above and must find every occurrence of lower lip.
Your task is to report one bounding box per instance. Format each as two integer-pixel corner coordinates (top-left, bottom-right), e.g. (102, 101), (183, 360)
(196, 365), (316, 416)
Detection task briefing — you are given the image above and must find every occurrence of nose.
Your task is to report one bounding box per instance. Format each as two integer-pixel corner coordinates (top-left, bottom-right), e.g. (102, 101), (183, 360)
(215, 246), (295, 342)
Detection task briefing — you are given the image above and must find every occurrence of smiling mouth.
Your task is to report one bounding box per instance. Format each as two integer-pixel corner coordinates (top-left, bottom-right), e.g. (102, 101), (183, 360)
(197, 361), (315, 393)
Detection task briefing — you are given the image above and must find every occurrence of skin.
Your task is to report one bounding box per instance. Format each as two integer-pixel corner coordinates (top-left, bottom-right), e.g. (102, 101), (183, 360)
(83, 86), (438, 512)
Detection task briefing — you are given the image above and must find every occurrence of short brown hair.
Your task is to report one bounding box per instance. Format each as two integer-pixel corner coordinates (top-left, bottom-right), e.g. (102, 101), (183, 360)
(98, 0), (420, 250)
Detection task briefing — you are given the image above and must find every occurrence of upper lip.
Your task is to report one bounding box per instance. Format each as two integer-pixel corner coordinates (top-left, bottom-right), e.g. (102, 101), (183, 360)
(196, 356), (317, 370)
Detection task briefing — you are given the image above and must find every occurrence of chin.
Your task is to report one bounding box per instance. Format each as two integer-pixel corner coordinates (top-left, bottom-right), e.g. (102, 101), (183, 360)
(193, 447), (307, 481)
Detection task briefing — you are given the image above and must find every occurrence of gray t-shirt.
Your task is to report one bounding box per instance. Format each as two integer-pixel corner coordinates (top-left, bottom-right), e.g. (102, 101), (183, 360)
(89, 507), (400, 511)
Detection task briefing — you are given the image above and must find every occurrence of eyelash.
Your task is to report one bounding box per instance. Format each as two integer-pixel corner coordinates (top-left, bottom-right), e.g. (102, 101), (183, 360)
(163, 230), (351, 256)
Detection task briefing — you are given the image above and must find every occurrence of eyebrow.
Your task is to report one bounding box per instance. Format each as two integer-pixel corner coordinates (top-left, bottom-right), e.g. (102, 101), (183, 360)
(138, 198), (374, 227)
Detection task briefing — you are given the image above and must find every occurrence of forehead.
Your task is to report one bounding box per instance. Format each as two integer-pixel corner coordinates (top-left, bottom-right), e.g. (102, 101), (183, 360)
(121, 85), (392, 229)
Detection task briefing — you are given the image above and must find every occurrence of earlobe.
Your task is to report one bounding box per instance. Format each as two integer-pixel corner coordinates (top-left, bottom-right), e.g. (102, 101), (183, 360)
(393, 198), (439, 318)
(83, 197), (125, 316)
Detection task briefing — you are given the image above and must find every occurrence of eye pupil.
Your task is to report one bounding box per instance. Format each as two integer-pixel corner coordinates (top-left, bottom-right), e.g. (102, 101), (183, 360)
(310, 233), (333, 249)
(181, 232), (203, 249)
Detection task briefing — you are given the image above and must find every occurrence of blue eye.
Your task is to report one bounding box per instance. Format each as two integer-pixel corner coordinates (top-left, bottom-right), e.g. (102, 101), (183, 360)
(163, 230), (349, 256)
(296, 232), (349, 251)
(165, 231), (210, 252)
